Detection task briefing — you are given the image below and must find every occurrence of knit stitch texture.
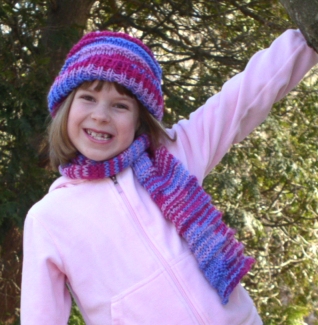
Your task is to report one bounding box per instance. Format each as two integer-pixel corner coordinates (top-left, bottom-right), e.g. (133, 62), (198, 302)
(60, 135), (255, 304)
(48, 31), (164, 120)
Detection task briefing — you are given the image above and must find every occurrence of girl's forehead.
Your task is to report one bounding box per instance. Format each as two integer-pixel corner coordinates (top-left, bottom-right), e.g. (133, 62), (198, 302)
(78, 80), (135, 99)
(79, 80), (110, 91)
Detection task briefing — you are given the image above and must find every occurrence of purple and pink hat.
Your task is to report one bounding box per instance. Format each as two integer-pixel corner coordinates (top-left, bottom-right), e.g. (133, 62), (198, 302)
(47, 31), (164, 121)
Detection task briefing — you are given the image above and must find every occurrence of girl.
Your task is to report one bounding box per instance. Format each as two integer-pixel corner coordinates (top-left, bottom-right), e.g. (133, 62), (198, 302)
(21, 30), (317, 324)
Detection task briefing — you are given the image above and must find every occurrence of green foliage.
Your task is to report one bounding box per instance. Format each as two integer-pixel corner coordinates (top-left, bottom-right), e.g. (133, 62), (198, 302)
(68, 303), (85, 325)
(0, 1), (55, 238)
(204, 78), (318, 323)
(1, 0), (318, 324)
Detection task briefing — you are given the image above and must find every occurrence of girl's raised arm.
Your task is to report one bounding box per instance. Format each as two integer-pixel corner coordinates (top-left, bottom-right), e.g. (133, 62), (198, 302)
(168, 29), (318, 183)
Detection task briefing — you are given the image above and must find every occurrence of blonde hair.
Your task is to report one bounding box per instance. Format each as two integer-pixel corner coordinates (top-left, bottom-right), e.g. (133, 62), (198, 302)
(47, 81), (175, 170)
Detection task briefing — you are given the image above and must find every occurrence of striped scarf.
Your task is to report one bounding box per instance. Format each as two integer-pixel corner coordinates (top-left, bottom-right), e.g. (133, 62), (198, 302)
(60, 134), (254, 304)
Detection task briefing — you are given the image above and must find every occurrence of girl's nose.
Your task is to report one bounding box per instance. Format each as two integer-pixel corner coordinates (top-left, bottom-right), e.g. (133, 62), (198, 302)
(91, 104), (110, 122)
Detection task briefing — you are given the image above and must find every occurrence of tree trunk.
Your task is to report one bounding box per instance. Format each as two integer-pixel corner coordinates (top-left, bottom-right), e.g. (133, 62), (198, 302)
(280, 0), (318, 52)
(41, 0), (96, 78)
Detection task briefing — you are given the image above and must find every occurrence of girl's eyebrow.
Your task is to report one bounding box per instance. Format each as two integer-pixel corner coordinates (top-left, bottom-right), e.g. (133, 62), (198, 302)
(113, 96), (136, 102)
(77, 87), (96, 93)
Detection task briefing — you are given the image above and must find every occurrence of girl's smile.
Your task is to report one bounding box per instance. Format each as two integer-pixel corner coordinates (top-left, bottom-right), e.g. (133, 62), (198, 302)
(67, 82), (140, 161)
(85, 129), (112, 141)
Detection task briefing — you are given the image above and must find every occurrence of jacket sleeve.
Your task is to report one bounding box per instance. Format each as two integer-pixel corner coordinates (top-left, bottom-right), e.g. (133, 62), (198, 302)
(167, 29), (318, 183)
(21, 213), (72, 324)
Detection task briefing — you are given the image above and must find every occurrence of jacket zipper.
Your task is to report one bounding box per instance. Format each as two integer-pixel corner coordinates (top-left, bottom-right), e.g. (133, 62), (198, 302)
(110, 175), (205, 324)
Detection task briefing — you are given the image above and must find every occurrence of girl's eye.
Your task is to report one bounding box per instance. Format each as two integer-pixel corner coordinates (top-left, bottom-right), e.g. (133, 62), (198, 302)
(114, 103), (128, 109)
(80, 95), (95, 102)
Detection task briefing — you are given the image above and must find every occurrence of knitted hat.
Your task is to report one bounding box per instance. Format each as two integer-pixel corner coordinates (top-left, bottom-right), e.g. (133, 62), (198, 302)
(48, 31), (164, 121)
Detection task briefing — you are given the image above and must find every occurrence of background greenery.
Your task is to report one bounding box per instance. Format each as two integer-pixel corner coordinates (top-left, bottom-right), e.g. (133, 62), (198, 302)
(1, 1), (318, 324)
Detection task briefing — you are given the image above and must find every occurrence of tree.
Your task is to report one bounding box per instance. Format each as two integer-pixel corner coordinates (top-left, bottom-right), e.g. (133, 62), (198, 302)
(1, 1), (318, 324)
(280, 0), (318, 53)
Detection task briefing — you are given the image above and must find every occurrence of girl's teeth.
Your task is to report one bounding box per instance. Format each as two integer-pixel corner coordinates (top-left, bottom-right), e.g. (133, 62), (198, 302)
(87, 130), (110, 140)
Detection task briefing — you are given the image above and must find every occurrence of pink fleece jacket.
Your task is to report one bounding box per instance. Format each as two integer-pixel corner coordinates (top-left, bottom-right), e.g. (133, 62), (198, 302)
(21, 30), (318, 325)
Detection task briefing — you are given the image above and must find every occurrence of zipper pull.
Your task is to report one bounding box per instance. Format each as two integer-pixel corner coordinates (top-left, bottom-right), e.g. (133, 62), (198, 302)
(110, 175), (118, 184)
(110, 175), (123, 193)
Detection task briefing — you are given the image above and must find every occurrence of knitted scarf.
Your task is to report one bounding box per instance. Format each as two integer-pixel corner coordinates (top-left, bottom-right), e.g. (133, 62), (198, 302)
(60, 134), (254, 304)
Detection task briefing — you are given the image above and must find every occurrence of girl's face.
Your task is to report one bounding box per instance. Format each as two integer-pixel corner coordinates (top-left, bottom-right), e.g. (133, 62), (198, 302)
(67, 81), (140, 161)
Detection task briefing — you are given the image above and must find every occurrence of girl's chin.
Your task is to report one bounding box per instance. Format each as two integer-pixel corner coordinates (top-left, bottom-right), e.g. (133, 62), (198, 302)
(82, 150), (119, 161)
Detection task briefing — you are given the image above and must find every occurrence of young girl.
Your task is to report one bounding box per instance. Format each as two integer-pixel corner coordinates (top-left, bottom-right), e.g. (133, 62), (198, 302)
(21, 30), (317, 324)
